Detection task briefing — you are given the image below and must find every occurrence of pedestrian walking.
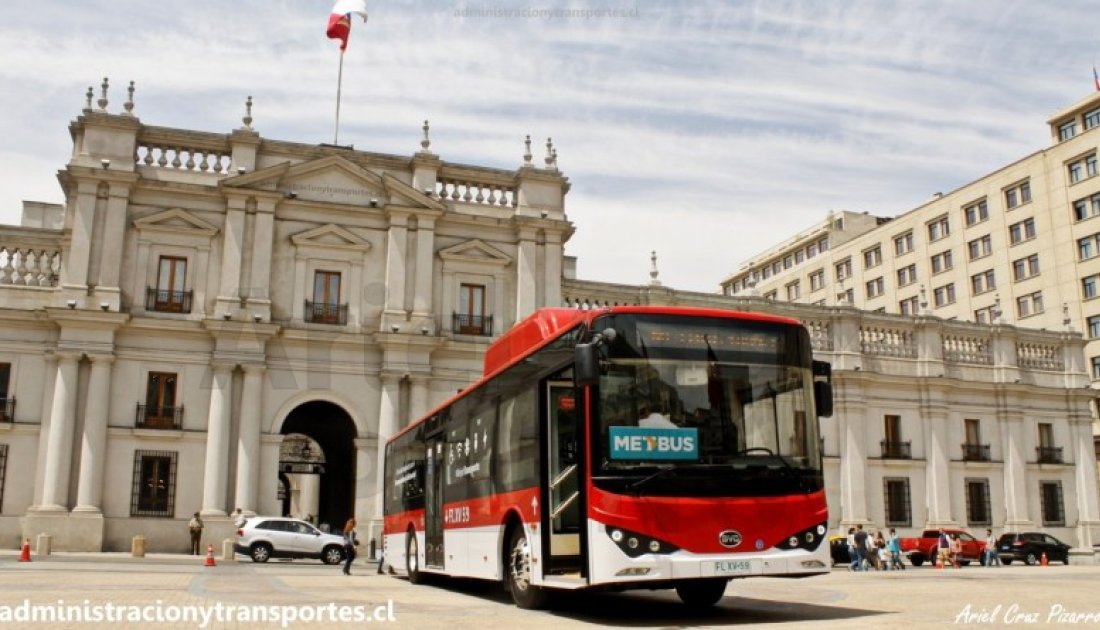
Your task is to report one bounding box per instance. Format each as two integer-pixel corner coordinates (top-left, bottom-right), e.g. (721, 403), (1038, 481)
(853, 524), (869, 571)
(188, 512), (204, 555)
(342, 518), (358, 576)
(887, 528), (905, 570)
(937, 530), (951, 568)
(846, 527), (858, 571)
(984, 528), (1001, 567)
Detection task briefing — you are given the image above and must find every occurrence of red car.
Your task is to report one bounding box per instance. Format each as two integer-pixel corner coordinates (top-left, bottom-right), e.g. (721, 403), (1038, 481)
(898, 528), (984, 566)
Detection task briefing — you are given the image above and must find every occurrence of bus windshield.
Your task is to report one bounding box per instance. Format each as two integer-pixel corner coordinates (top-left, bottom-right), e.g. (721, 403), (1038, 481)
(590, 313), (822, 496)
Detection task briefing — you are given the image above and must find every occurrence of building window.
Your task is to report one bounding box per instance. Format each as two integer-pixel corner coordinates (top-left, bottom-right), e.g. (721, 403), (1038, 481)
(786, 281), (801, 301)
(1086, 108), (1100, 131)
(1079, 234), (1100, 260)
(927, 215), (950, 242)
(1059, 121), (1078, 141)
(974, 305), (997, 324)
(965, 478), (992, 526)
(1005, 180), (1031, 209)
(772, 261), (782, 275)
(1073, 192), (1100, 222)
(1092, 356), (1100, 378)
(0, 363), (10, 423)
(1037, 423), (1062, 464)
(899, 296), (919, 315)
(835, 258), (852, 281)
(795, 250), (805, 264)
(809, 269), (825, 292)
(970, 270), (996, 295)
(881, 415), (910, 458)
(764, 290), (777, 301)
(897, 264), (917, 287)
(1016, 291), (1044, 318)
(931, 250), (953, 274)
(894, 231), (914, 256)
(968, 235), (992, 260)
(964, 200), (989, 226)
(1068, 154), (1098, 184)
(306, 270), (346, 325)
(883, 478), (912, 527)
(1012, 254), (1040, 281)
(762, 267), (771, 280)
(836, 288), (854, 305)
(140, 372), (181, 429)
(933, 283), (956, 307)
(1088, 315), (1100, 338)
(807, 243), (818, 258)
(863, 245), (882, 269)
(456, 283), (491, 336)
(865, 277), (884, 299)
(130, 450), (177, 517)
(818, 238), (829, 252)
(783, 255), (793, 270)
(1008, 218), (1036, 245)
(1040, 481), (1065, 526)
(148, 256), (191, 313)
(1084, 275), (1100, 300)
(962, 419), (990, 461)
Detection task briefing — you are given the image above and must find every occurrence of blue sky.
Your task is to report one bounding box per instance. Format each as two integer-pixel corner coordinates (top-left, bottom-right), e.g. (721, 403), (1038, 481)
(0, 0), (1096, 291)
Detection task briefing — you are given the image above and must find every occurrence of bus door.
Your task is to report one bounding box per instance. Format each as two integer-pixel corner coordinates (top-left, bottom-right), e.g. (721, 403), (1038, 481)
(424, 430), (445, 568)
(544, 380), (583, 575)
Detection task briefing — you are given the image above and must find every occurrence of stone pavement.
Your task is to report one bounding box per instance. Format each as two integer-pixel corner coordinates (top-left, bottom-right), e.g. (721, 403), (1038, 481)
(1, 551), (1099, 629)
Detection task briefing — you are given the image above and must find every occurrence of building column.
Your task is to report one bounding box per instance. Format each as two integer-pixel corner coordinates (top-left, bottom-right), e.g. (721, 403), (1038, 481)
(201, 363), (234, 516)
(382, 211), (409, 329)
(923, 410), (953, 526)
(409, 376), (430, 425)
(61, 181), (98, 292)
(837, 388), (868, 525)
(39, 353), (80, 511)
(94, 184), (132, 309)
(542, 231), (562, 308)
(215, 201), (246, 313)
(374, 374), (401, 515)
(234, 365), (264, 514)
(515, 227), (537, 321)
(246, 203), (275, 319)
(1071, 415), (1100, 548)
(411, 216), (435, 322)
(1001, 409), (1031, 528)
(73, 354), (114, 512)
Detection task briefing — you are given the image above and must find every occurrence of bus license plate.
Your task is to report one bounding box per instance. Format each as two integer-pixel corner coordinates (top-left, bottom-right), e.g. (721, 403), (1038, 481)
(714, 560), (752, 575)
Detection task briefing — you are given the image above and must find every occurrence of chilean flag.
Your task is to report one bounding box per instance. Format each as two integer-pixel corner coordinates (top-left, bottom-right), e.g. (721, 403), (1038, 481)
(327, 0), (368, 52)
(1094, 66), (1100, 92)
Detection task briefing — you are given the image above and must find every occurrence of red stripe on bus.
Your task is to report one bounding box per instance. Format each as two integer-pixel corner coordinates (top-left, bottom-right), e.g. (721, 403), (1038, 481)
(384, 486), (540, 535)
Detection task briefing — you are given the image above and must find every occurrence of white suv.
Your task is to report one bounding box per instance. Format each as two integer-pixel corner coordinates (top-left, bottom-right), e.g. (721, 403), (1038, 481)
(234, 517), (347, 564)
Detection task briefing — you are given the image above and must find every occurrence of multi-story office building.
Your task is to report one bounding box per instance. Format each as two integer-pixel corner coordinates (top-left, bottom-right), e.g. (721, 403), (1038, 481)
(721, 92), (1100, 387)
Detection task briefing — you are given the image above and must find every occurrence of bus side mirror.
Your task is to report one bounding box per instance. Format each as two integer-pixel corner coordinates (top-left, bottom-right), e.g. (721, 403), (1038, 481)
(814, 381), (833, 418)
(575, 343), (600, 387)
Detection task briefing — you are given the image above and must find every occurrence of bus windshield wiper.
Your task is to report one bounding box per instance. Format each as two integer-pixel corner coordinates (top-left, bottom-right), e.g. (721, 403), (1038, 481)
(735, 447), (801, 478)
(627, 465), (676, 491)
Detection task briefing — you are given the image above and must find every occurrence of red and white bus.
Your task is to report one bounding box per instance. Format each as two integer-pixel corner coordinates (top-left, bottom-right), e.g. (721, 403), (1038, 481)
(381, 306), (833, 608)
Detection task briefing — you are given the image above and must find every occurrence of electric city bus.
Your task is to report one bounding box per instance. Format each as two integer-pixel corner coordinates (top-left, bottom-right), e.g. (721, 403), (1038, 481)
(381, 306), (833, 609)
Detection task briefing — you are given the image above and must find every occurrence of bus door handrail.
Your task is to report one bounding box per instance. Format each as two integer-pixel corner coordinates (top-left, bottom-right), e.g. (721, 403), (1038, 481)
(550, 463), (577, 491)
(551, 491), (580, 520)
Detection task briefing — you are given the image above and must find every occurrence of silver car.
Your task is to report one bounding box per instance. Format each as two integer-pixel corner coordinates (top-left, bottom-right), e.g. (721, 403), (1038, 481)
(234, 517), (347, 564)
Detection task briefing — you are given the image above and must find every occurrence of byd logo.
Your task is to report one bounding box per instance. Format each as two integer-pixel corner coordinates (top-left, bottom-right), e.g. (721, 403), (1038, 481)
(718, 530), (742, 548)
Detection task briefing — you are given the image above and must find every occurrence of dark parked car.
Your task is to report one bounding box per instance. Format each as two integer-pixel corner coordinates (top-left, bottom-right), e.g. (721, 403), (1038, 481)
(996, 532), (1070, 565)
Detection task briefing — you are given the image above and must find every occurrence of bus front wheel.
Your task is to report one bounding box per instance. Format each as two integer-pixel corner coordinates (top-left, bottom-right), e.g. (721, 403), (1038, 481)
(675, 578), (728, 608)
(506, 527), (549, 609)
(406, 531), (424, 584)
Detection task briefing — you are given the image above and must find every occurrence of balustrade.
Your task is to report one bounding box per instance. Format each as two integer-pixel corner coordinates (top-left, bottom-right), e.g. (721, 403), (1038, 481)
(135, 143), (231, 175)
(0, 245), (61, 286)
(942, 334), (993, 365)
(436, 178), (516, 207)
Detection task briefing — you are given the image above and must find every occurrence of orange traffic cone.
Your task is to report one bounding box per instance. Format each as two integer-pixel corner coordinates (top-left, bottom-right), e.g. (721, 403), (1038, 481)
(1040, 552), (1049, 567)
(934, 553), (943, 569)
(203, 544), (216, 567)
(18, 539), (31, 563)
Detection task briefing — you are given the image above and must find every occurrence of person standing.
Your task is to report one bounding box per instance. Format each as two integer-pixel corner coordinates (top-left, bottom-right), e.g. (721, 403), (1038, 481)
(188, 512), (204, 555)
(852, 524), (869, 571)
(950, 533), (963, 568)
(232, 508), (247, 529)
(887, 528), (905, 570)
(342, 518), (358, 576)
(937, 530), (951, 568)
(984, 528), (1000, 567)
(846, 527), (857, 571)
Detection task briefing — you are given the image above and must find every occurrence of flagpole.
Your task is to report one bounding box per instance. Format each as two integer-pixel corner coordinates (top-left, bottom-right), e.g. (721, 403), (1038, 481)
(334, 50), (345, 145)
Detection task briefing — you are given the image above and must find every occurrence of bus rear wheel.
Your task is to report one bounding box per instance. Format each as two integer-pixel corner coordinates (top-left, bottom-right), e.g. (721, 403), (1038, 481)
(675, 578), (728, 608)
(406, 531), (424, 584)
(506, 527), (548, 609)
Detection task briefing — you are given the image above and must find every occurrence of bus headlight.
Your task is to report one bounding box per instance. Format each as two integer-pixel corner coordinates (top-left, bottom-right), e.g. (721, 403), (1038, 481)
(649, 540), (661, 553)
(789, 536), (799, 547)
(628, 537), (639, 549)
(605, 525), (680, 558)
(610, 529), (624, 543)
(776, 521), (828, 553)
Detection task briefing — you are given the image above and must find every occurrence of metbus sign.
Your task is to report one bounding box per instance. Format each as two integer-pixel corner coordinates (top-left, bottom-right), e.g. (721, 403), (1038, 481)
(609, 426), (699, 460)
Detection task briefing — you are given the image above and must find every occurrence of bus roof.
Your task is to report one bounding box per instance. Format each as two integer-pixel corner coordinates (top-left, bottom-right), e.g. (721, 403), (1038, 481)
(388, 305), (803, 443)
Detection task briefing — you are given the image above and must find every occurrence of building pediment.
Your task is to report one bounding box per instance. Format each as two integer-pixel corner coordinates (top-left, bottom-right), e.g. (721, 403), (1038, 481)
(133, 208), (219, 237)
(290, 224), (371, 253)
(222, 155), (444, 211)
(439, 239), (511, 267)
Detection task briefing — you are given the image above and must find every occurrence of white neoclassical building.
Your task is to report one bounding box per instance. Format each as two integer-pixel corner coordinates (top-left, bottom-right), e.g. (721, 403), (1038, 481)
(0, 80), (1097, 556)
(0, 80), (570, 550)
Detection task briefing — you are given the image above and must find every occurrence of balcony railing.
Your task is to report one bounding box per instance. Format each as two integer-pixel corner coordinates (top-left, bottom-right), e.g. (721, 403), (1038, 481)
(0, 397), (14, 422)
(453, 313), (493, 336)
(136, 403), (183, 430)
(304, 300), (347, 325)
(146, 287), (193, 313)
(1036, 446), (1064, 464)
(880, 440), (912, 459)
(961, 443), (991, 462)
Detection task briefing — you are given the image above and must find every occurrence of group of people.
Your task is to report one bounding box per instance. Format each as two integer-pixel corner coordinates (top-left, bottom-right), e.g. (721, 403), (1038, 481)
(845, 524), (905, 571)
(935, 528), (1001, 568)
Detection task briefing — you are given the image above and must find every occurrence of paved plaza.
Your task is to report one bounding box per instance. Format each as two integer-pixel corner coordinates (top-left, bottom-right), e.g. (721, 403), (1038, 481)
(1, 550), (1099, 629)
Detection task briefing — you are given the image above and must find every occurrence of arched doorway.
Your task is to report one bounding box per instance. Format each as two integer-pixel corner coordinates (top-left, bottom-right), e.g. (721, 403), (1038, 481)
(279, 401), (357, 531)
